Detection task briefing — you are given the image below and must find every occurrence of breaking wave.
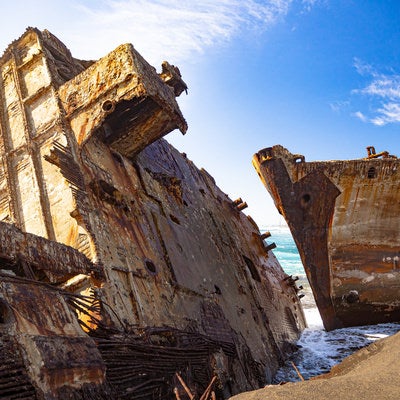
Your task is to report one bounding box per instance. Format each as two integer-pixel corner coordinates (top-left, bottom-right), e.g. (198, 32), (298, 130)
(268, 226), (400, 382)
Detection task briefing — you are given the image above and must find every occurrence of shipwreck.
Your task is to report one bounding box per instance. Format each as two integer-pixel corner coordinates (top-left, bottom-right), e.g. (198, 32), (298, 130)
(253, 145), (400, 331)
(0, 29), (306, 399)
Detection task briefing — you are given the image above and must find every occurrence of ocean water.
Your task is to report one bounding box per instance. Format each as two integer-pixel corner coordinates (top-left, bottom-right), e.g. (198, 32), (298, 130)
(267, 226), (315, 309)
(266, 226), (400, 382)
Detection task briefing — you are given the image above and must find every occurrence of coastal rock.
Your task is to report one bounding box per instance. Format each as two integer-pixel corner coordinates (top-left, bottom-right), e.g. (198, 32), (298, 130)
(231, 330), (400, 400)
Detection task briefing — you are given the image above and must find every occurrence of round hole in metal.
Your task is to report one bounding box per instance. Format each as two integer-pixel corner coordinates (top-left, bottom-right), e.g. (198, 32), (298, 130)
(144, 259), (157, 275)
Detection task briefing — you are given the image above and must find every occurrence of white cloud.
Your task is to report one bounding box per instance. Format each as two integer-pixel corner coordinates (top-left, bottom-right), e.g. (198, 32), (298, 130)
(352, 59), (400, 126)
(358, 77), (400, 99)
(370, 103), (400, 126)
(352, 111), (367, 122)
(64, 0), (293, 65)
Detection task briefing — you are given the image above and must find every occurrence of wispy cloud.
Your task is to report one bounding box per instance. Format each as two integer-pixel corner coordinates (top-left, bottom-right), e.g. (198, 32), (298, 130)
(352, 111), (367, 122)
(301, 0), (320, 12)
(330, 100), (349, 113)
(370, 103), (400, 126)
(353, 58), (375, 77)
(357, 76), (400, 99)
(352, 59), (400, 126)
(65, 0), (294, 65)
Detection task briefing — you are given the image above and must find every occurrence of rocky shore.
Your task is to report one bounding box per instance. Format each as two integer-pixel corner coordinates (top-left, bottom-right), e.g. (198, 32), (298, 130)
(231, 330), (400, 400)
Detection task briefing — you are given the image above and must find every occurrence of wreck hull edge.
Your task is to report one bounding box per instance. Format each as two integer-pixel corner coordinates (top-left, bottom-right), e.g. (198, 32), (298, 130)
(253, 145), (400, 331)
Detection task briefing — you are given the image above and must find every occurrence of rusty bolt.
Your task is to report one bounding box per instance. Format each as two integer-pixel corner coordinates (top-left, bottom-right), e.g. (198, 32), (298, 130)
(236, 202), (248, 211)
(260, 231), (271, 240)
(264, 242), (276, 252)
(232, 197), (243, 206)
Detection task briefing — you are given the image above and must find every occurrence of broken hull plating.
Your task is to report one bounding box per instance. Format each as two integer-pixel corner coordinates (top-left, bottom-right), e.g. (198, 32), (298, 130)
(253, 145), (400, 331)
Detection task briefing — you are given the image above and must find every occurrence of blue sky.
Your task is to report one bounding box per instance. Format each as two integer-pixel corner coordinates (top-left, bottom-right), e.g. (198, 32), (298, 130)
(1, 1), (399, 227)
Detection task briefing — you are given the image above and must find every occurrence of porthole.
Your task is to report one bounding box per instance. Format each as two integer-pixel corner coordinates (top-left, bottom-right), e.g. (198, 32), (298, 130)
(367, 167), (376, 179)
(344, 290), (359, 304)
(294, 157), (304, 163)
(144, 259), (157, 275)
(300, 193), (311, 208)
(102, 100), (115, 113)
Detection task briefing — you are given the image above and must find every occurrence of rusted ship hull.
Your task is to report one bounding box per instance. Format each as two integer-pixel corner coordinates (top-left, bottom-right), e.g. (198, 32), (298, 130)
(0, 29), (306, 398)
(253, 145), (400, 331)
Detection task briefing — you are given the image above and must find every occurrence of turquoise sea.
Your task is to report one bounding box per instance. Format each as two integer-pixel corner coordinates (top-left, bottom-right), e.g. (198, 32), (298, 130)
(265, 226), (400, 382)
(268, 226), (304, 277)
(267, 226), (315, 309)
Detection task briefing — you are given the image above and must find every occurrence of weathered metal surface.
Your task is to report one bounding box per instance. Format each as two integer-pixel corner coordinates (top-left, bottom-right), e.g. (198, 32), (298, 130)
(58, 43), (187, 156)
(253, 145), (400, 331)
(0, 220), (100, 282)
(0, 333), (38, 399)
(0, 29), (306, 398)
(0, 273), (106, 398)
(94, 327), (229, 399)
(159, 61), (188, 96)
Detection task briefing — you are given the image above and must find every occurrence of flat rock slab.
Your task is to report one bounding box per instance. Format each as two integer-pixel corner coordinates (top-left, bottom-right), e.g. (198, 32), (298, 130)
(231, 330), (400, 400)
